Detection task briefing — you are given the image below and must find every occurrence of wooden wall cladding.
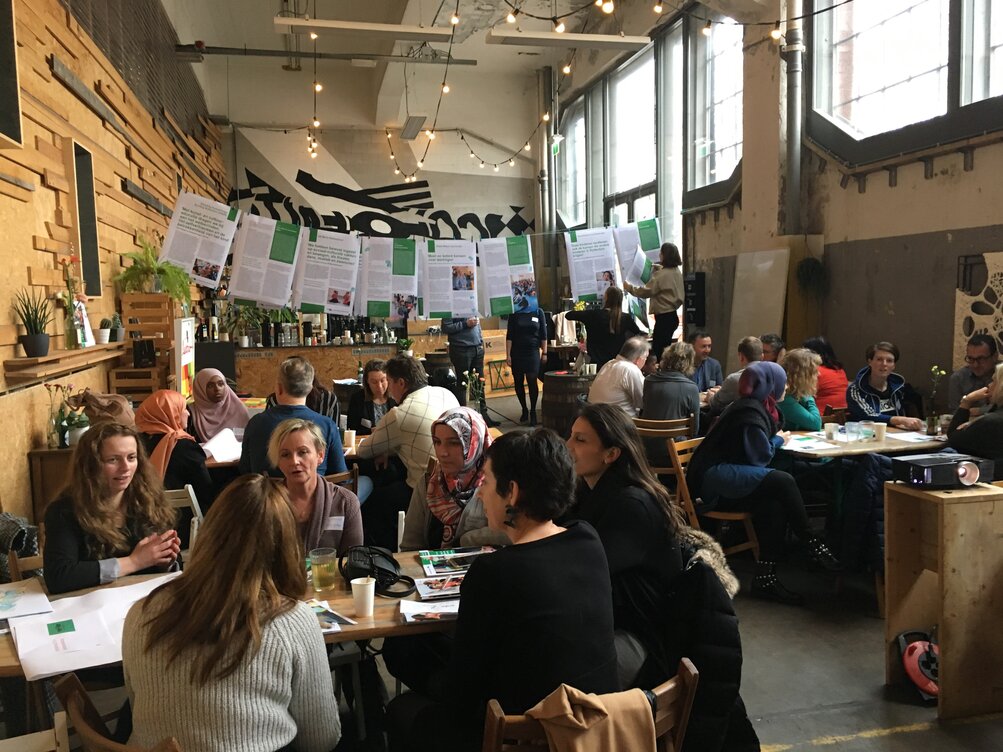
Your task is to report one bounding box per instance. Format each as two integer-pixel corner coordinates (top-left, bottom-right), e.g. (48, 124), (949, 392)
(0, 0), (230, 519)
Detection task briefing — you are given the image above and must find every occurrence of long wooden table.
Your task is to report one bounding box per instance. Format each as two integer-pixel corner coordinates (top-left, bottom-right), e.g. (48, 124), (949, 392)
(783, 428), (946, 459)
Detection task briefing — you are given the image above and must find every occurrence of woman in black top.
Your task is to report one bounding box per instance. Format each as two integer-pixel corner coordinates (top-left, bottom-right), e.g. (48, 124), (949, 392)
(565, 287), (642, 369)
(386, 429), (619, 752)
(347, 359), (397, 435)
(505, 311), (547, 425)
(44, 422), (180, 594)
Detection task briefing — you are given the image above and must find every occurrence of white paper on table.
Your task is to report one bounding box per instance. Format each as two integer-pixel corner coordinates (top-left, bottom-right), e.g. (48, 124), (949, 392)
(887, 431), (945, 443)
(0, 578), (53, 620)
(782, 436), (839, 452)
(200, 428), (242, 462)
(399, 599), (460, 622)
(9, 573), (180, 681)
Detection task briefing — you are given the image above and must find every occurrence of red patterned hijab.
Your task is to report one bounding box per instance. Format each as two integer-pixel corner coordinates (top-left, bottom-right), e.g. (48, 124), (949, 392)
(425, 407), (492, 545)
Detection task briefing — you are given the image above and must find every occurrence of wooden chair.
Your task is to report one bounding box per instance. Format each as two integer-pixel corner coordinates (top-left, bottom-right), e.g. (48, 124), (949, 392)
(325, 465), (360, 496)
(481, 659), (699, 752)
(821, 406), (847, 425)
(53, 674), (182, 752)
(0, 710), (70, 751)
(163, 485), (203, 550)
(666, 438), (760, 561)
(7, 551), (44, 581)
(633, 416), (697, 474)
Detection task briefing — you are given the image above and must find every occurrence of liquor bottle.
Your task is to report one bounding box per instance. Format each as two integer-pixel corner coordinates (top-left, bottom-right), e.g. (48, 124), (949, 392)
(357, 360), (364, 384)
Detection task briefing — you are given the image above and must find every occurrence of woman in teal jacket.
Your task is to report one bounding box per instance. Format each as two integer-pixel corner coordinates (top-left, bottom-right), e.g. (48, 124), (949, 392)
(777, 348), (822, 431)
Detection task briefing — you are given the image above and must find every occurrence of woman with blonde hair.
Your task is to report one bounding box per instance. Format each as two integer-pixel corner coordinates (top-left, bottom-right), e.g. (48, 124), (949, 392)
(566, 286), (642, 369)
(778, 348), (823, 431)
(43, 422), (180, 594)
(269, 417), (363, 552)
(122, 474), (341, 752)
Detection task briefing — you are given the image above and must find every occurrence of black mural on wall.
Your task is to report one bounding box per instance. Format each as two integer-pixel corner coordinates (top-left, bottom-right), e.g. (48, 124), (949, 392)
(226, 168), (535, 240)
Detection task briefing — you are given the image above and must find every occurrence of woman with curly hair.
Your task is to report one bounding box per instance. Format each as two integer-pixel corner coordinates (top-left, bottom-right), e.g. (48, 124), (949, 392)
(777, 348), (823, 431)
(43, 422), (180, 594)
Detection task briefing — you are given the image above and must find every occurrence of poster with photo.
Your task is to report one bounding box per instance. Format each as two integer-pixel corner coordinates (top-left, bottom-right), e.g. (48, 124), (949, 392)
(478, 236), (538, 316)
(564, 227), (621, 302)
(613, 218), (662, 264)
(228, 215), (302, 307)
(160, 192), (240, 289)
(291, 229), (360, 316)
(421, 239), (478, 319)
(360, 237), (419, 320)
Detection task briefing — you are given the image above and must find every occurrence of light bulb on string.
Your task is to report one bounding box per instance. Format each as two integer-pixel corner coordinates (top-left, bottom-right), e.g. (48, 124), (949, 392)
(386, 131), (392, 139)
(524, 143), (531, 151)
(450, 12), (459, 25)
(417, 160), (424, 168)
(542, 112), (550, 122)
(427, 131), (436, 140)
(479, 161), (485, 169)
(394, 167), (400, 175)
(493, 164), (499, 172)
(442, 83), (450, 93)
(509, 159), (515, 167)
(314, 81), (323, 92)
(770, 21), (782, 41)
(309, 31), (318, 40)
(313, 119), (320, 128)
(654, 3), (663, 12)
(389, 152), (395, 160)
(595, 0), (602, 6)
(562, 63), (572, 75)
(469, 152), (476, 158)
(702, 20), (712, 36)
(506, 10), (517, 23)
(601, 1), (614, 14)
(310, 151), (317, 158)
(553, 17), (565, 33)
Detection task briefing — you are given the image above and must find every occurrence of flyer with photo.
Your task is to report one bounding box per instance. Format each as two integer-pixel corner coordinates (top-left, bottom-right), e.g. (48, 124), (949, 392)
(160, 192), (240, 289)
(291, 228), (360, 316)
(421, 239), (478, 319)
(478, 235), (539, 315)
(359, 237), (419, 320)
(613, 218), (662, 263)
(564, 227), (621, 302)
(228, 215), (302, 307)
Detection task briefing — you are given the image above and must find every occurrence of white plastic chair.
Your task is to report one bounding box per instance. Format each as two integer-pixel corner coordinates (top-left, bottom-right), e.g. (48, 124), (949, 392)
(164, 484), (204, 552)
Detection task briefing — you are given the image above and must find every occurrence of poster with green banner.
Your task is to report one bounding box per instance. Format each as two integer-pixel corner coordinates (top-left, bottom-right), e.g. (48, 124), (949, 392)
(291, 228), (361, 315)
(357, 237), (418, 320)
(228, 214), (303, 307)
(613, 220), (662, 286)
(478, 235), (538, 315)
(160, 191), (240, 290)
(563, 227), (620, 303)
(420, 239), (478, 319)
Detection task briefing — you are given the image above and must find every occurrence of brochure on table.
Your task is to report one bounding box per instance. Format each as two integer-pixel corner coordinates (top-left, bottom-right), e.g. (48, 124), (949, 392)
(478, 236), (539, 315)
(418, 546), (495, 577)
(160, 192), (240, 289)
(291, 228), (361, 316)
(0, 578), (53, 621)
(420, 239), (478, 319)
(228, 215), (302, 307)
(564, 227), (622, 303)
(416, 573), (466, 600)
(201, 427), (242, 463)
(400, 598), (460, 623)
(9, 573), (180, 681)
(358, 237), (419, 321)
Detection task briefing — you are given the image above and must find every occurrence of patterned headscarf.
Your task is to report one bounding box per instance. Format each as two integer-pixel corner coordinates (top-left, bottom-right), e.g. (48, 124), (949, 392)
(191, 368), (249, 442)
(739, 361), (787, 423)
(134, 390), (195, 479)
(425, 407), (492, 545)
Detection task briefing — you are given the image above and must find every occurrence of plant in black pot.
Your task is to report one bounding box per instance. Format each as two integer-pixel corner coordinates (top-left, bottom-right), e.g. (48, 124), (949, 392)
(13, 288), (54, 358)
(109, 311), (125, 342)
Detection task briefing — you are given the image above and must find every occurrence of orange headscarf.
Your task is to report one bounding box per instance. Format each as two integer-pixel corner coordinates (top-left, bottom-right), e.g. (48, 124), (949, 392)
(134, 390), (195, 479)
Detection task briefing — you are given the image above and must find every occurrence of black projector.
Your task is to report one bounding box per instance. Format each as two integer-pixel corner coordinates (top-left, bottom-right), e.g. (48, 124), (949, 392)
(891, 453), (994, 489)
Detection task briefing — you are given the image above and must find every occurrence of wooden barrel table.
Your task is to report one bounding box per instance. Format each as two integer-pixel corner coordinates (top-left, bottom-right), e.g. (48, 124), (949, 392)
(541, 371), (594, 439)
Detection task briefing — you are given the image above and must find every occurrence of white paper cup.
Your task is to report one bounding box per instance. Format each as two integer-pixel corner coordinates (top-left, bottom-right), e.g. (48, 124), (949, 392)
(824, 423), (838, 440)
(343, 429), (356, 449)
(549, 340), (557, 348)
(351, 576), (376, 617)
(873, 423), (887, 441)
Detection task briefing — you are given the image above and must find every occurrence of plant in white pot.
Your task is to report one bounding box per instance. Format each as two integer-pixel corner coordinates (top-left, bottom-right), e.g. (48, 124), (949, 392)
(397, 338), (414, 358)
(95, 317), (112, 344)
(62, 409), (90, 446)
(12, 288), (54, 358)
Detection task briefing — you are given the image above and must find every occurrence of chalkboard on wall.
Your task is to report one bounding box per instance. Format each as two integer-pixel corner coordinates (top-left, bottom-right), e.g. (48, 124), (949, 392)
(66, 141), (102, 297)
(0, 0), (23, 148)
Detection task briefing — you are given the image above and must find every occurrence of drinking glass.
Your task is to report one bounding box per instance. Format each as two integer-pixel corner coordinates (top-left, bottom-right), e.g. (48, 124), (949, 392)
(859, 421), (876, 441)
(845, 421), (861, 442)
(310, 547), (338, 592)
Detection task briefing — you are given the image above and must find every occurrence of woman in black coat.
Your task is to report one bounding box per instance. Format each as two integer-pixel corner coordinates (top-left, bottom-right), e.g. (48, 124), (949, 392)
(506, 311), (547, 425)
(566, 287), (642, 369)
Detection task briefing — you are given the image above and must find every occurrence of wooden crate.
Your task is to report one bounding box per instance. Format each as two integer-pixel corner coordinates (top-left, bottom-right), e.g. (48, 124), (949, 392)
(110, 365), (166, 403)
(121, 293), (178, 372)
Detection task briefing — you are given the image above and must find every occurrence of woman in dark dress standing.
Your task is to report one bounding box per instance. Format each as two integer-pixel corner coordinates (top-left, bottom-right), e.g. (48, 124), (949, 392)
(505, 311), (547, 425)
(566, 287), (642, 370)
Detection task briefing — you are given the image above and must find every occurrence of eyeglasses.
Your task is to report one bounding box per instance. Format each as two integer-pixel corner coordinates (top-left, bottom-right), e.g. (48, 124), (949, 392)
(965, 355), (993, 364)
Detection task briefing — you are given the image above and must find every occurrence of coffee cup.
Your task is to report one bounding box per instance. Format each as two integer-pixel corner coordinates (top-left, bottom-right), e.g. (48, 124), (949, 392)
(873, 423), (887, 441)
(343, 429), (357, 449)
(351, 576), (376, 618)
(824, 423), (838, 440)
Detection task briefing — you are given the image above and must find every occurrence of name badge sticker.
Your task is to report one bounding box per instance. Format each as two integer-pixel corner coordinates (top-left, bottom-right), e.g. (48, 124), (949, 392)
(325, 516), (345, 531)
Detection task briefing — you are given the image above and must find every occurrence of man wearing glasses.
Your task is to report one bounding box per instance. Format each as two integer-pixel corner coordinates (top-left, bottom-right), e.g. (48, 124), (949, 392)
(948, 334), (999, 411)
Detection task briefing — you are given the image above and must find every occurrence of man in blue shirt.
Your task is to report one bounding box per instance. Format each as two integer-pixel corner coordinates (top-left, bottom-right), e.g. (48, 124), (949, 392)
(239, 356), (347, 477)
(688, 330), (724, 393)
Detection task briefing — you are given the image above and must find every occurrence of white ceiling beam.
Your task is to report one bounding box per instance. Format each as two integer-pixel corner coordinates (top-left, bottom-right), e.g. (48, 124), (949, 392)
(274, 16), (454, 43)
(485, 28), (651, 51)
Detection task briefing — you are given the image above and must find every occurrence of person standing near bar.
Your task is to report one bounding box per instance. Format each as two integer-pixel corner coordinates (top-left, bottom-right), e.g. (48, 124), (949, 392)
(623, 242), (684, 362)
(444, 316), (498, 427)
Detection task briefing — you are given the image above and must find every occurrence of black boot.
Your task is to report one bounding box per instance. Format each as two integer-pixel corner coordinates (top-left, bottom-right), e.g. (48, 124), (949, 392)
(751, 561), (804, 606)
(806, 536), (842, 572)
(529, 409), (537, 427)
(480, 406), (500, 428)
(519, 407), (529, 424)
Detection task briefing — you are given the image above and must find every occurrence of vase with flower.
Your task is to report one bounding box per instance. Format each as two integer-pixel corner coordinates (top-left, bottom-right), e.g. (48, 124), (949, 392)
(927, 365), (947, 435)
(56, 254), (82, 350)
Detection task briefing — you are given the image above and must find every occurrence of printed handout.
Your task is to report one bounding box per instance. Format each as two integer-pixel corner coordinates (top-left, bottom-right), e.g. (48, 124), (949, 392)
(228, 215), (302, 307)
(160, 192), (240, 289)
(421, 239), (478, 319)
(478, 236), (538, 315)
(291, 228), (361, 316)
(564, 228), (621, 302)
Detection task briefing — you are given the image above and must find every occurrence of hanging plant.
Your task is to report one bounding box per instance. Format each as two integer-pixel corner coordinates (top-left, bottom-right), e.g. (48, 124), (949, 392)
(114, 234), (192, 305)
(796, 257), (829, 300)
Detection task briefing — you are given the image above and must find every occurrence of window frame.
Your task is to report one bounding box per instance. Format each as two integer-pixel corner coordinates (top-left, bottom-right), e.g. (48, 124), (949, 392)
(556, 98), (587, 229)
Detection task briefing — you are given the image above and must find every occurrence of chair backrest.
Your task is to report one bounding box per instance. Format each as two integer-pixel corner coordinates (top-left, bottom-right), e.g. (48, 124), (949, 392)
(7, 551), (44, 582)
(633, 416), (697, 473)
(821, 406), (847, 425)
(163, 485), (203, 548)
(54, 674), (182, 752)
(481, 659), (700, 752)
(666, 437), (704, 529)
(0, 710), (70, 751)
(324, 465), (360, 496)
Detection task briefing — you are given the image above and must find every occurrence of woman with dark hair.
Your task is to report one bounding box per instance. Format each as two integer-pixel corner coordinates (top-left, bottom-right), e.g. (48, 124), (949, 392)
(348, 358), (397, 436)
(566, 287), (642, 369)
(803, 335), (849, 411)
(688, 362), (840, 605)
(386, 429), (619, 752)
(624, 242), (684, 361)
(43, 422), (180, 594)
(123, 474), (341, 752)
(505, 310), (548, 426)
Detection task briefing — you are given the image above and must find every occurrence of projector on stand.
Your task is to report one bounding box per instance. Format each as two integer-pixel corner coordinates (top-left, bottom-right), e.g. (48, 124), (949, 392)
(891, 453), (994, 489)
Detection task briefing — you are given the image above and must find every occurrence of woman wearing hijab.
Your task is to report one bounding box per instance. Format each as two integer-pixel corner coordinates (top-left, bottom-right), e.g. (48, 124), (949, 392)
(687, 362), (839, 604)
(135, 390), (217, 522)
(187, 369), (250, 443)
(399, 406), (510, 551)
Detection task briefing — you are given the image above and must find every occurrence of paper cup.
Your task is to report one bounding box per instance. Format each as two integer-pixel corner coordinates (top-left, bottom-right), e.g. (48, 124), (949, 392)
(824, 423), (838, 440)
(873, 423), (887, 441)
(343, 429), (356, 449)
(351, 576), (376, 618)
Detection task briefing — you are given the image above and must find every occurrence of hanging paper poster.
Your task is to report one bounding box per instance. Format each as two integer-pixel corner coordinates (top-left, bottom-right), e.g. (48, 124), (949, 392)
(160, 192), (240, 289)
(354, 240), (370, 317)
(564, 227), (621, 302)
(478, 236), (538, 315)
(421, 239), (478, 319)
(361, 237), (419, 320)
(291, 229), (361, 316)
(613, 218), (662, 264)
(228, 215), (302, 307)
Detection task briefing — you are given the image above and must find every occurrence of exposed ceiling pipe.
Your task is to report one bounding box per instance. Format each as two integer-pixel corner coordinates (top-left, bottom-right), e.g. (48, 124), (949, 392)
(176, 44), (477, 66)
(782, 0), (804, 235)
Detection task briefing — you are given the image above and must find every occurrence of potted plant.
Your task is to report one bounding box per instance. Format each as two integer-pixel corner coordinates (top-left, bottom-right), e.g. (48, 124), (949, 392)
(113, 234), (192, 306)
(95, 317), (112, 344)
(222, 302), (264, 347)
(62, 409), (90, 446)
(12, 288), (54, 357)
(397, 338), (414, 357)
(109, 311), (126, 342)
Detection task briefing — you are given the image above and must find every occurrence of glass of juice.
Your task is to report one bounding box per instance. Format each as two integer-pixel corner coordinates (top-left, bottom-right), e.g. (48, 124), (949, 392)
(310, 547), (338, 592)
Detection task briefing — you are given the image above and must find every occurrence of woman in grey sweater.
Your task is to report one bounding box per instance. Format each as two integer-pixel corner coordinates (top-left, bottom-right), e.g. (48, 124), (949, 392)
(123, 474), (341, 752)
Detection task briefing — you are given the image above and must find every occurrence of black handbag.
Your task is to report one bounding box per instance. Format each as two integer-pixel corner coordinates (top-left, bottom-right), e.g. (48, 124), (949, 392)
(338, 545), (416, 598)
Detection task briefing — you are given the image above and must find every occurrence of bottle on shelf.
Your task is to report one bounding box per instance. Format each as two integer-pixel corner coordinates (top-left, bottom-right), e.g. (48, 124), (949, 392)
(357, 360), (364, 384)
